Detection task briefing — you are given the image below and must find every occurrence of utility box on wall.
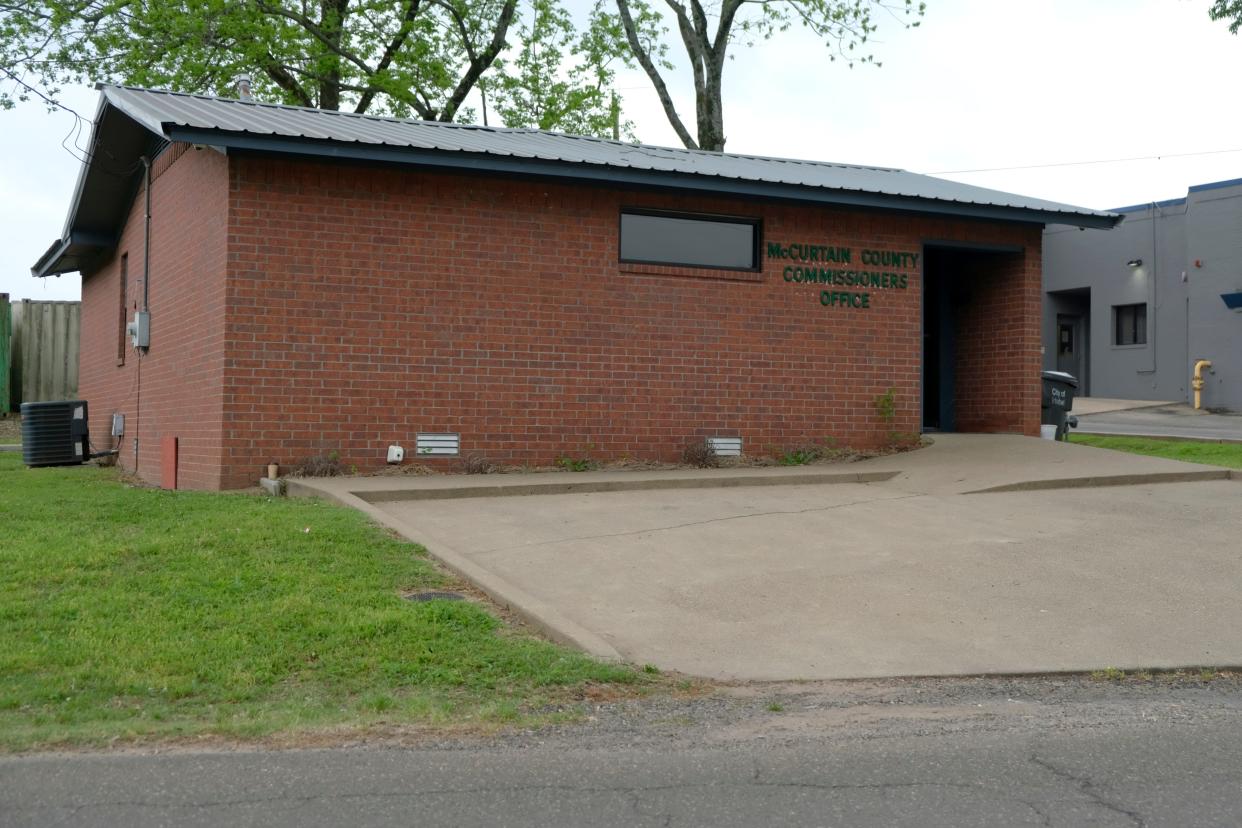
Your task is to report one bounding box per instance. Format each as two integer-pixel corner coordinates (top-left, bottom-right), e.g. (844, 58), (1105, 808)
(128, 310), (150, 348)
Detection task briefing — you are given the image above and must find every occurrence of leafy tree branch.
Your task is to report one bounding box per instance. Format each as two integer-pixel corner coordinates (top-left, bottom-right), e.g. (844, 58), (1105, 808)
(1209, 0), (1242, 34)
(606, 0), (925, 151)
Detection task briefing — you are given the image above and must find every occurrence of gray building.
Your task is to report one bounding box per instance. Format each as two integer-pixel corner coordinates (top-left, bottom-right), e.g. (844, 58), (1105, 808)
(1043, 177), (1242, 411)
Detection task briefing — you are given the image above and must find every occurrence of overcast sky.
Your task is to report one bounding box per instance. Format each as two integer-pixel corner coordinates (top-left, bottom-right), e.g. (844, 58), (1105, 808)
(2, 0), (1239, 302)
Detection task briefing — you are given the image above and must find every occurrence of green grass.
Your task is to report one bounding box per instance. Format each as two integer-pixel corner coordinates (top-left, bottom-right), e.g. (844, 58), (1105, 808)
(1070, 434), (1242, 469)
(0, 453), (640, 751)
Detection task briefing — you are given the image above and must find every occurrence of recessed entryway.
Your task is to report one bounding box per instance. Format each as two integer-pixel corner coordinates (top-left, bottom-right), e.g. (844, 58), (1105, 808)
(922, 244), (1030, 434)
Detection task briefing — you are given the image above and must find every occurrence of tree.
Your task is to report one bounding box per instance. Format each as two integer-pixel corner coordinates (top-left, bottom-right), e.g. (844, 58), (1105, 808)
(605, 0), (925, 151)
(0, 0), (629, 136)
(488, 0), (634, 138)
(1209, 0), (1242, 33)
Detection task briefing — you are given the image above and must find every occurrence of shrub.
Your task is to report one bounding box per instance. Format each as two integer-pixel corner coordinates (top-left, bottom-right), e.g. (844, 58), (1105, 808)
(555, 443), (598, 472)
(875, 387), (896, 423)
(681, 439), (720, 468)
(555, 455), (597, 472)
(460, 454), (496, 475)
(291, 451), (346, 477)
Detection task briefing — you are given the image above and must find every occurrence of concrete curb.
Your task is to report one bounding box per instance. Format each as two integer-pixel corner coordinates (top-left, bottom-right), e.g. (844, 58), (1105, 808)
(965, 469), (1235, 494)
(0, 445), (20, 453)
(287, 482), (626, 663)
(340, 470), (902, 504)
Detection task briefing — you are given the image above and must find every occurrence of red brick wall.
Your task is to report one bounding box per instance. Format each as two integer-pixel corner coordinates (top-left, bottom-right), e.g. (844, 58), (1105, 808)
(78, 150), (1043, 490)
(211, 157), (1043, 488)
(78, 144), (229, 489)
(954, 250), (1043, 434)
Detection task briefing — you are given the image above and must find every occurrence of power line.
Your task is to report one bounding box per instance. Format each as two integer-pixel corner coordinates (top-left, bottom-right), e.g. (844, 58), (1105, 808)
(930, 147), (1242, 175)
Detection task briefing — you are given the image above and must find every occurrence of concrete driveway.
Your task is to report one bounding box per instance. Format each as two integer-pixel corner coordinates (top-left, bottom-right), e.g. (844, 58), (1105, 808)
(294, 436), (1242, 681)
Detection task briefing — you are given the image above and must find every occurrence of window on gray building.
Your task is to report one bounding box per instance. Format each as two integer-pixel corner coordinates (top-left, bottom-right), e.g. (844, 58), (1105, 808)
(1114, 303), (1147, 346)
(620, 210), (759, 270)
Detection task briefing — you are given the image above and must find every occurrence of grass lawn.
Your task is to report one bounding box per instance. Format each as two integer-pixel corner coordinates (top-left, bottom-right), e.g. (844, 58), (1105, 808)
(0, 453), (643, 751)
(1070, 434), (1242, 469)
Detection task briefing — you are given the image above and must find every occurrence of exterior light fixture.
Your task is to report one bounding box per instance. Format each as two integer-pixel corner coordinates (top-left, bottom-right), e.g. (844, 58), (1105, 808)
(1127, 258), (1143, 268)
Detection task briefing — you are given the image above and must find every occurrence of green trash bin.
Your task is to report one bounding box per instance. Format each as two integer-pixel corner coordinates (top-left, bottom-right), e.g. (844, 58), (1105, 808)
(1040, 370), (1078, 440)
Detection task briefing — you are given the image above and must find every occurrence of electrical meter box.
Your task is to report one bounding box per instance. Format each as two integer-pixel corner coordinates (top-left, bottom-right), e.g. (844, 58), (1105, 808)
(127, 310), (150, 348)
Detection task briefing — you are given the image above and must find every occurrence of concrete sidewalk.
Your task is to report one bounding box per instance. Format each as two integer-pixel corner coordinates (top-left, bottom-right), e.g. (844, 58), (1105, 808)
(291, 434), (1232, 503)
(291, 436), (1241, 681)
(825, 433), (1232, 494)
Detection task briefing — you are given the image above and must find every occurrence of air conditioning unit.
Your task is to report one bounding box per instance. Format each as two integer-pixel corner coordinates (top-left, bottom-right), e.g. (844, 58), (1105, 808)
(20, 400), (90, 467)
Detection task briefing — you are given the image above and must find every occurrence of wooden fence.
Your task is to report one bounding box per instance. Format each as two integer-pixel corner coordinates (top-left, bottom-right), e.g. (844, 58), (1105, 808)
(8, 300), (80, 409)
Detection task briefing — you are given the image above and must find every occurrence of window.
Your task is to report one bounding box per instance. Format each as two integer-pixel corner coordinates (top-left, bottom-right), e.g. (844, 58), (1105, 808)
(117, 253), (128, 365)
(620, 210), (759, 270)
(1114, 303), (1147, 346)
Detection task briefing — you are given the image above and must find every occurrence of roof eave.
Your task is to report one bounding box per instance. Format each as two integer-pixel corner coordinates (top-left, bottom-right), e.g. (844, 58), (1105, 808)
(31, 230), (115, 278)
(31, 91), (168, 277)
(166, 126), (1122, 230)
(31, 237), (71, 277)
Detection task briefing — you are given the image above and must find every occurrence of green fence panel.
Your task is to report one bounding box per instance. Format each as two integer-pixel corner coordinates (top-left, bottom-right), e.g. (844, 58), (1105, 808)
(1, 296), (11, 415)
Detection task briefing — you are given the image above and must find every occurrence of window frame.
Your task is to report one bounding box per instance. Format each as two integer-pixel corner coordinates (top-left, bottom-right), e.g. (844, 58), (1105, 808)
(1113, 302), (1148, 347)
(618, 208), (763, 273)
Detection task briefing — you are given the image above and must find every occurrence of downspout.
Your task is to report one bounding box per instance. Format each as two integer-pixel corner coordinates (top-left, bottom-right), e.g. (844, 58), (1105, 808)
(133, 156), (151, 471)
(1140, 200), (1159, 376)
(142, 156), (151, 314)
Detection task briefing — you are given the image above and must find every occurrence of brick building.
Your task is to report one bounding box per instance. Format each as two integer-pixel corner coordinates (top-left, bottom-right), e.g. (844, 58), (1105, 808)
(34, 86), (1119, 490)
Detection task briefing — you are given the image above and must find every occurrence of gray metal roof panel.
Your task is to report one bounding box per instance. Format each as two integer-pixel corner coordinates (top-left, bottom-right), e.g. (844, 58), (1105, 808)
(99, 85), (1117, 224)
(35, 84), (1123, 277)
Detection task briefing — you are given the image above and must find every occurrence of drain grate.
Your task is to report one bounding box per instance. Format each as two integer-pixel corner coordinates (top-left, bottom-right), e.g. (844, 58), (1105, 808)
(403, 591), (465, 602)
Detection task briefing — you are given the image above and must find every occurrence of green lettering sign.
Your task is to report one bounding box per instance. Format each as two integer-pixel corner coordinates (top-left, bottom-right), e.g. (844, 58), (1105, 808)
(771, 240), (915, 309)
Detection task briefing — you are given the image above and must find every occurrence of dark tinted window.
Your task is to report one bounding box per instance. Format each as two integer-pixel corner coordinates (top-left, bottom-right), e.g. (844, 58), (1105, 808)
(620, 211), (758, 270)
(1114, 303), (1147, 346)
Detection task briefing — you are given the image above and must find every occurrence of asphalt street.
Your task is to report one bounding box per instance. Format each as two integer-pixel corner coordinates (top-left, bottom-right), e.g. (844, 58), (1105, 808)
(5, 675), (1241, 827)
(1073, 406), (1242, 441)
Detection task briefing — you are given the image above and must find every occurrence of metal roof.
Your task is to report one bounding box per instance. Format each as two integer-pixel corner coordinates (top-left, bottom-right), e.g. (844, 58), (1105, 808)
(34, 84), (1122, 277)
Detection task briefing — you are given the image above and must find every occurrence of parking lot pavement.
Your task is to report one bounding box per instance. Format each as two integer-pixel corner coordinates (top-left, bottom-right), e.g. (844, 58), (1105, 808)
(373, 476), (1242, 680)
(1073, 404), (1242, 442)
(1069, 397), (1176, 416)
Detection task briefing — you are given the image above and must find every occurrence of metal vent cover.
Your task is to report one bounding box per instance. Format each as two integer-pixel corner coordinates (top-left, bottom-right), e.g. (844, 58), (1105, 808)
(416, 433), (460, 456)
(707, 436), (742, 457)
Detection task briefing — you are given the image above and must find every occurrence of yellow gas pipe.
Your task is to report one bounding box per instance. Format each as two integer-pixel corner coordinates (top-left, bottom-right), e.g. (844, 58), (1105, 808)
(1192, 359), (1213, 410)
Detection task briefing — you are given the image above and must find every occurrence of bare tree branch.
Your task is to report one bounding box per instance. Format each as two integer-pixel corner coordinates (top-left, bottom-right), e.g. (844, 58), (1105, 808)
(262, 54), (313, 107)
(352, 0), (423, 113)
(615, 0), (697, 148)
(434, 0), (517, 121)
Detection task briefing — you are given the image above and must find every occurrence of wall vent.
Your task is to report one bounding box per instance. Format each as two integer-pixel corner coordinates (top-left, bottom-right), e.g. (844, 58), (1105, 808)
(416, 433), (460, 456)
(706, 436), (742, 457)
